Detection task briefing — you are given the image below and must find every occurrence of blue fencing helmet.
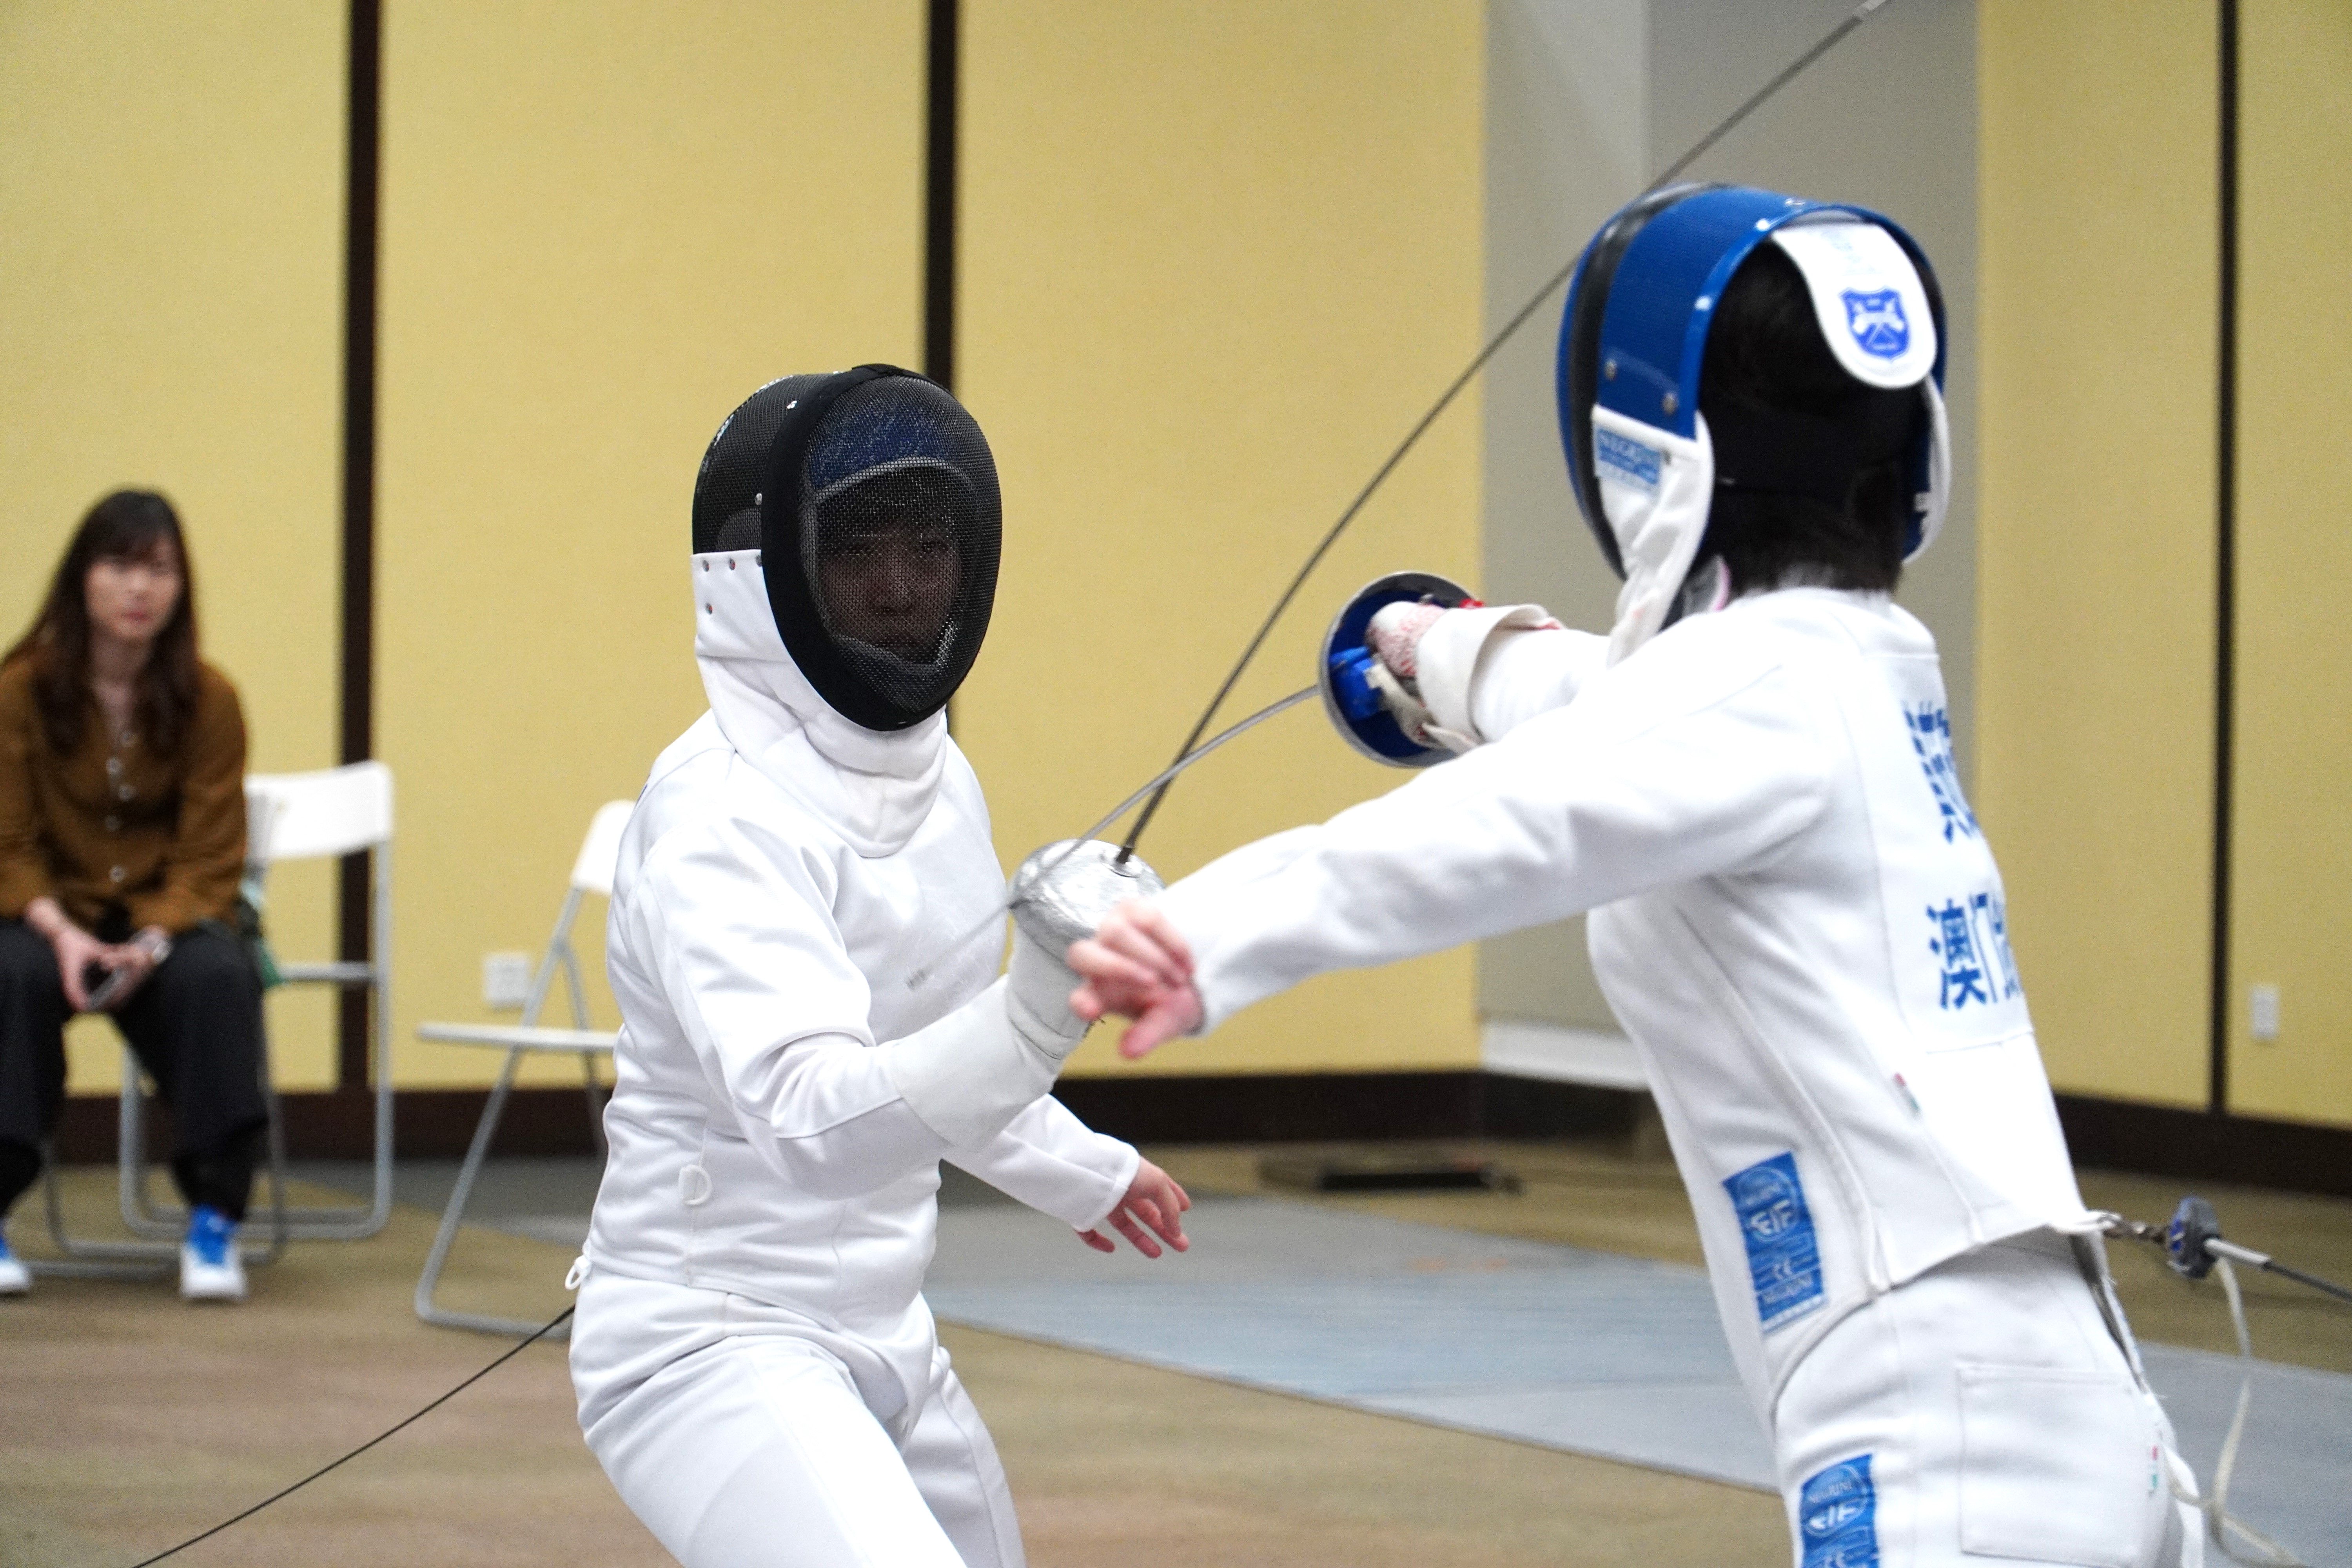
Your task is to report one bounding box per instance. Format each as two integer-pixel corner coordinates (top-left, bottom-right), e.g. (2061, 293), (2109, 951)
(1557, 184), (1949, 660)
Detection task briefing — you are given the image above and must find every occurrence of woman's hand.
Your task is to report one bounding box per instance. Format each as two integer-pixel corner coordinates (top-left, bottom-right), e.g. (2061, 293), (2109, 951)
(93, 928), (169, 1009)
(28, 897), (107, 1011)
(1069, 902), (1204, 1060)
(1077, 1158), (1192, 1258)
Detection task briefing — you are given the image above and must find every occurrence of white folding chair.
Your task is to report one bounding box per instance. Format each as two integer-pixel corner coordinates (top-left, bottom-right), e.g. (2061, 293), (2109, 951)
(413, 799), (630, 1336)
(27, 777), (377, 1273)
(114, 763), (399, 1241)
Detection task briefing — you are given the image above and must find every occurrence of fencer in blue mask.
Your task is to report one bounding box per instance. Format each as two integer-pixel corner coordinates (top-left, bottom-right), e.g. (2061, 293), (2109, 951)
(568, 368), (1187, 1568)
(1069, 189), (2206, 1568)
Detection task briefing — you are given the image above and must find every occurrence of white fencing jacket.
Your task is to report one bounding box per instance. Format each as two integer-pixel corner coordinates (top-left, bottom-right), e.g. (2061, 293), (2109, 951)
(1155, 588), (2096, 1410)
(581, 550), (1138, 1424)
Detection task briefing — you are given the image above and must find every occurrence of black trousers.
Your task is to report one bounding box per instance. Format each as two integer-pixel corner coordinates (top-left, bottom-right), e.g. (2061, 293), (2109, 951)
(0, 917), (267, 1223)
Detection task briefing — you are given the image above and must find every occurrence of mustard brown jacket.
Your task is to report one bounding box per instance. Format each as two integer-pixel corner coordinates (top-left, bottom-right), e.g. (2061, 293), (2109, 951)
(0, 656), (247, 933)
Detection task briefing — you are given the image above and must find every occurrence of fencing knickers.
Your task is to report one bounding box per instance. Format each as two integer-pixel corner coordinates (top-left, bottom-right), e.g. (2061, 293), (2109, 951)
(573, 1271), (1024, 1568)
(1770, 1227), (2201, 1568)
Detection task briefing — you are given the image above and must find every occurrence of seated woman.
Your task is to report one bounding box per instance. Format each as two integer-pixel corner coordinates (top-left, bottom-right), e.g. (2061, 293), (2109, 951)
(0, 489), (263, 1302)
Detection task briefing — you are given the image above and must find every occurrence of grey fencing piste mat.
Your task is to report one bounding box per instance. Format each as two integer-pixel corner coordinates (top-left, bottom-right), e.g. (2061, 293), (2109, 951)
(928, 1195), (2349, 1563)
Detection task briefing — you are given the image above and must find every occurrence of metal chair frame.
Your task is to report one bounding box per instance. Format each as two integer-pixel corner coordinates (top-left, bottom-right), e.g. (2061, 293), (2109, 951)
(118, 766), (397, 1243)
(25, 788), (326, 1277)
(413, 801), (627, 1337)
(31, 1049), (295, 1278)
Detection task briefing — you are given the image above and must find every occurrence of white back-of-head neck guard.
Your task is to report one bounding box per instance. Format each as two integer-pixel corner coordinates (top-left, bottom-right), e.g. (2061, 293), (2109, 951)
(691, 550), (947, 857)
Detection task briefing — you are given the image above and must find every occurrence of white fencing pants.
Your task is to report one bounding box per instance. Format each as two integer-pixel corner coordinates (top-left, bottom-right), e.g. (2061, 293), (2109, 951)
(1771, 1229), (2202, 1568)
(573, 1274), (1024, 1568)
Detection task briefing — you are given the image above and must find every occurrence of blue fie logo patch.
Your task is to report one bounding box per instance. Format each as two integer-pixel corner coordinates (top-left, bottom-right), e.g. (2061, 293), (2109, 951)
(1799, 1456), (1879, 1568)
(1723, 1152), (1824, 1333)
(1842, 289), (1910, 359)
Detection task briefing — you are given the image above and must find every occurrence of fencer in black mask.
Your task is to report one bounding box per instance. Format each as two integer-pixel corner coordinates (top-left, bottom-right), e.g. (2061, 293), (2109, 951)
(570, 367), (1187, 1568)
(693, 366), (1000, 729)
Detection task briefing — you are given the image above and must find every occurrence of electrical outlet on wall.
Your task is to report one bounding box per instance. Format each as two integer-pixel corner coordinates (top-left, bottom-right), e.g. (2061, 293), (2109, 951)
(484, 952), (532, 1012)
(2249, 983), (2280, 1043)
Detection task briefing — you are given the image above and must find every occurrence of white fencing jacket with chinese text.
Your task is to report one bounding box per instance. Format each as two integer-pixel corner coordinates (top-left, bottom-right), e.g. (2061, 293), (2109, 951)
(1154, 588), (2095, 1414)
(580, 551), (1138, 1427)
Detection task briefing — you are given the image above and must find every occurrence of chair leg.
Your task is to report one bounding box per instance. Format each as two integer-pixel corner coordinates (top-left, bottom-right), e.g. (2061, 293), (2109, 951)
(29, 1142), (175, 1278)
(245, 1066), (290, 1268)
(112, 1062), (287, 1267)
(244, 979), (393, 1240)
(119, 1059), (184, 1240)
(416, 1048), (570, 1339)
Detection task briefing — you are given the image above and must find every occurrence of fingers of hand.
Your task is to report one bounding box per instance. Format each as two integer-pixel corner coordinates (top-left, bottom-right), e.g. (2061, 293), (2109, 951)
(1135, 1193), (1189, 1251)
(1118, 1013), (1176, 1060)
(1077, 1228), (1116, 1254)
(1126, 904), (1194, 969)
(1094, 921), (1189, 990)
(1109, 1206), (1162, 1259)
(1068, 939), (1169, 996)
(1069, 971), (1157, 1024)
(1116, 987), (1201, 1058)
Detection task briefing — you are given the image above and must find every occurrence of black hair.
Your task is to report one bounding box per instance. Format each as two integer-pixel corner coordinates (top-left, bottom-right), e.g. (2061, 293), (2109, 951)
(2, 489), (201, 755)
(1695, 243), (1920, 596)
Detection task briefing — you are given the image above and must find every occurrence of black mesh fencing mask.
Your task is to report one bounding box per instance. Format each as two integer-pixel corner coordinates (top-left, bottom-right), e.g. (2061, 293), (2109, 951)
(692, 367), (1002, 731)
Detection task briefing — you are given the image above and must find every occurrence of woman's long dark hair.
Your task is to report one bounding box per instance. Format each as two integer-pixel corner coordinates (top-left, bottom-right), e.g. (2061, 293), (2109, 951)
(2, 490), (202, 755)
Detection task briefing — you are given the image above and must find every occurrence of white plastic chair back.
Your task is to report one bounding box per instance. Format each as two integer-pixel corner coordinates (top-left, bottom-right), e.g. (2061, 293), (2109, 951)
(570, 800), (633, 897)
(241, 786), (281, 872)
(245, 762), (394, 862)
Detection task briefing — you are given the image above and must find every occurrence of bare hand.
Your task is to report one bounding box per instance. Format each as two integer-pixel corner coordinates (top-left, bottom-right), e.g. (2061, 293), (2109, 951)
(44, 919), (110, 1012)
(1077, 1158), (1192, 1258)
(1068, 902), (1205, 1059)
(93, 936), (162, 1009)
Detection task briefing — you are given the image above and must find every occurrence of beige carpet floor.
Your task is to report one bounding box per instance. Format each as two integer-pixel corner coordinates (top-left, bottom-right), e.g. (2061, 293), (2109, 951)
(5, 1142), (2345, 1566)
(2, 1160), (1788, 1568)
(1148, 1141), (2352, 1376)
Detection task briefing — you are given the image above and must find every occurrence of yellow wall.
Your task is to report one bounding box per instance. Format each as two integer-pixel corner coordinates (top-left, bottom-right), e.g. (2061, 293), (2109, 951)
(1976, 2), (2218, 1109)
(374, 1), (926, 1085)
(15, 3), (2338, 1126)
(0, 2), (346, 1094)
(2227, 1), (2352, 1126)
(956, 3), (1487, 1077)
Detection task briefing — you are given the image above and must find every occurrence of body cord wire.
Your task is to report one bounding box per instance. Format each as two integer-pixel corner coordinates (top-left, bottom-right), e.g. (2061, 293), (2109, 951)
(2103, 1216), (2314, 1566)
(2166, 1259), (2303, 1566)
(126, 686), (1325, 1559)
(905, 684), (1316, 989)
(125, 1306), (576, 1568)
(1111, 0), (1894, 864)
(115, 8), (1907, 1559)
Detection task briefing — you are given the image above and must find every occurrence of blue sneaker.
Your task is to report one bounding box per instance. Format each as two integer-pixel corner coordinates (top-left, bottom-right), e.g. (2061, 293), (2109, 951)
(180, 1205), (247, 1302)
(0, 1231), (28, 1296)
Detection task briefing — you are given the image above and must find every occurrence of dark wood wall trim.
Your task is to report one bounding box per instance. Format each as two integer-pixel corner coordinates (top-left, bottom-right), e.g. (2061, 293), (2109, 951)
(2056, 1093), (2352, 1200)
(56, 1074), (1635, 1166)
(56, 1088), (606, 1165)
(336, 0), (384, 1091)
(923, 0), (958, 388)
(55, 1076), (2352, 1198)
(1051, 1071), (1637, 1146)
(2207, 0), (2239, 1115)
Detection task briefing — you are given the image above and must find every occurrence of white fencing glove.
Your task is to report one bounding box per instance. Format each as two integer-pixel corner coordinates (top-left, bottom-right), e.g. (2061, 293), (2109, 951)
(1365, 600), (1562, 753)
(886, 840), (1162, 1148)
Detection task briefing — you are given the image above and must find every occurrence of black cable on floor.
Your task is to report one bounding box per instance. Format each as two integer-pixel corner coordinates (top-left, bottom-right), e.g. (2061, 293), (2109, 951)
(126, 1305), (575, 1568)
